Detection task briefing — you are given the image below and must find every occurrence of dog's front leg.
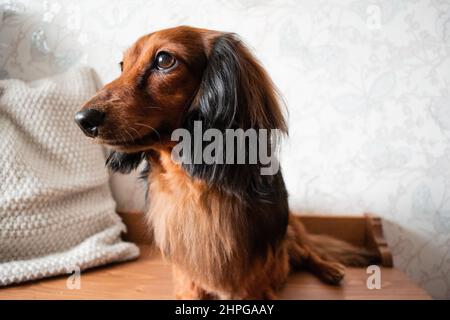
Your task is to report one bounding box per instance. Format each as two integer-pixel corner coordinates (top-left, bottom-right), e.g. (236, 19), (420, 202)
(172, 265), (215, 300)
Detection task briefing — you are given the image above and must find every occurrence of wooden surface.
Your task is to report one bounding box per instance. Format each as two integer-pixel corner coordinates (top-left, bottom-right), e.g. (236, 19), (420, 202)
(0, 245), (430, 300)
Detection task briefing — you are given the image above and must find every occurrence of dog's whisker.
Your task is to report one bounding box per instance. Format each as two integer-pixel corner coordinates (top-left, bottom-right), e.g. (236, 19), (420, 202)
(135, 122), (161, 140)
(128, 126), (141, 139)
(123, 128), (135, 142)
(119, 132), (128, 144)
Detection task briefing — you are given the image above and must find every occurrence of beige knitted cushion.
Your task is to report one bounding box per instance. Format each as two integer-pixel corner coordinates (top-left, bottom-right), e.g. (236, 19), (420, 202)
(0, 67), (139, 286)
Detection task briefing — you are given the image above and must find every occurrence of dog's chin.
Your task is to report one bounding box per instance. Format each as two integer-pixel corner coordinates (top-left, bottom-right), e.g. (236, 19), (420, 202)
(99, 130), (161, 153)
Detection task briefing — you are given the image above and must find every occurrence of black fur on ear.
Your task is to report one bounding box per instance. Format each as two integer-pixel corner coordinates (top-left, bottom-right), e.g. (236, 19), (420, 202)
(105, 150), (146, 174)
(194, 33), (287, 132)
(181, 33), (288, 196)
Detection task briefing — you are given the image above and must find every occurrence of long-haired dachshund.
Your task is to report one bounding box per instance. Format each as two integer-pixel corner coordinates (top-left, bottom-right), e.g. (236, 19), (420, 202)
(75, 26), (376, 299)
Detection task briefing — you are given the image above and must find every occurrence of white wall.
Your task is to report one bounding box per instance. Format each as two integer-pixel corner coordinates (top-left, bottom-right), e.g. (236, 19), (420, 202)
(1, 0), (449, 298)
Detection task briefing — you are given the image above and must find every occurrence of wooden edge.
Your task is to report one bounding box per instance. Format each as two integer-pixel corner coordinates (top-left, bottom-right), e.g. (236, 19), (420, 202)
(296, 214), (367, 246)
(364, 213), (394, 267)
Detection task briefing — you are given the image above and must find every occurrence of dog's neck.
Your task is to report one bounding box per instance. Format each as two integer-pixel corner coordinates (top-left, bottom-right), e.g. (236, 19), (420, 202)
(146, 144), (181, 172)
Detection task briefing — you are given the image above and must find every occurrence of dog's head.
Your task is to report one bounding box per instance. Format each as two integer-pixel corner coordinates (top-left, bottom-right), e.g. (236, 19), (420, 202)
(75, 26), (287, 173)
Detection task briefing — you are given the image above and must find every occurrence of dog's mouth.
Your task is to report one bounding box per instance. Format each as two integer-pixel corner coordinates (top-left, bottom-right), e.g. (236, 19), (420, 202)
(105, 131), (158, 147)
(99, 125), (170, 151)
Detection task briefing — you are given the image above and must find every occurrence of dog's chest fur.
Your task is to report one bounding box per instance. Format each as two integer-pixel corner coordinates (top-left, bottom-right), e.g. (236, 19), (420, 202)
(145, 151), (252, 289)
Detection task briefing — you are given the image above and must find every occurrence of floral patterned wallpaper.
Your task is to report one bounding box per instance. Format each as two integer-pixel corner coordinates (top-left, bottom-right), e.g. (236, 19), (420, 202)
(1, 0), (449, 299)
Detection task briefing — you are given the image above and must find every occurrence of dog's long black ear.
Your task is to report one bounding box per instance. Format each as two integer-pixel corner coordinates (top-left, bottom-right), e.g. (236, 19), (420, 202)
(181, 33), (288, 194)
(192, 33), (288, 132)
(105, 151), (145, 174)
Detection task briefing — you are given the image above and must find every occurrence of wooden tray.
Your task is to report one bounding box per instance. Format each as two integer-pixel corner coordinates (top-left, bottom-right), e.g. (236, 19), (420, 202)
(117, 212), (393, 267)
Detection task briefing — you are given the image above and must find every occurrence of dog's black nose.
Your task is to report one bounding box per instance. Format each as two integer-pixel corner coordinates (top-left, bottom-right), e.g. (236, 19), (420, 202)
(74, 109), (105, 138)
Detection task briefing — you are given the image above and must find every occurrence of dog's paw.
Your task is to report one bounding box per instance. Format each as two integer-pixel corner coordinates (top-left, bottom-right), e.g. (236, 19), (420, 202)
(319, 262), (346, 285)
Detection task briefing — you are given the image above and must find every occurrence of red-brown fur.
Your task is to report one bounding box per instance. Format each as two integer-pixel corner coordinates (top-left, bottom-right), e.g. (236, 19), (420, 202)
(78, 26), (377, 299)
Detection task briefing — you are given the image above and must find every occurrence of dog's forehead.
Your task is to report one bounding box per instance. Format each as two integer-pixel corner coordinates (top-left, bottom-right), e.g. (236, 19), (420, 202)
(125, 27), (209, 60)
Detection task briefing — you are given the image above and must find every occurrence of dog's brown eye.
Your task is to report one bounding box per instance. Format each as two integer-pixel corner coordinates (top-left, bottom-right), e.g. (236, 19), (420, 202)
(119, 61), (123, 72)
(155, 52), (176, 70)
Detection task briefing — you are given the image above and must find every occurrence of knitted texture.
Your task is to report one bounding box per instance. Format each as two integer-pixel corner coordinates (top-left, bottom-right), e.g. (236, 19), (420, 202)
(0, 67), (139, 286)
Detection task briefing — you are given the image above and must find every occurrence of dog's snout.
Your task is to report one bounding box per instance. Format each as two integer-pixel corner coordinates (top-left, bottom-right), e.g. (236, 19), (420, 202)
(74, 108), (105, 138)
